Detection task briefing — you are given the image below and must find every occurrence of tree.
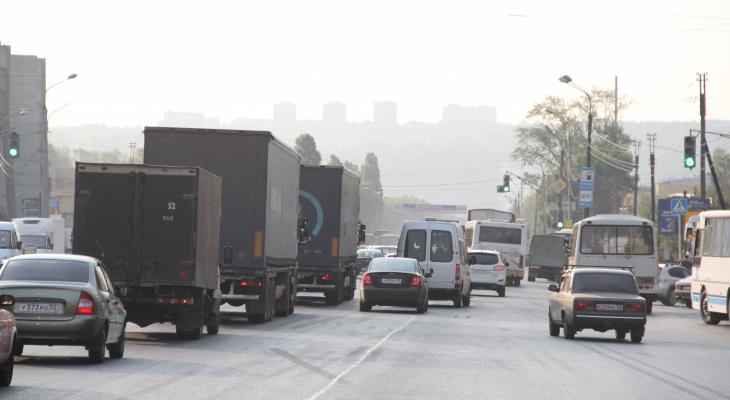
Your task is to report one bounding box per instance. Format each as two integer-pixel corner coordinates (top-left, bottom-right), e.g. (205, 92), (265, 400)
(295, 133), (322, 165)
(327, 155), (342, 166)
(360, 152), (384, 229)
(343, 160), (360, 175)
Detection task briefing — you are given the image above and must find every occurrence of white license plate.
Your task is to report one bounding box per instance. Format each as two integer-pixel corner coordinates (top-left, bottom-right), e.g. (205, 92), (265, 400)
(472, 269), (489, 275)
(381, 278), (402, 284)
(18, 302), (63, 314)
(596, 303), (623, 311)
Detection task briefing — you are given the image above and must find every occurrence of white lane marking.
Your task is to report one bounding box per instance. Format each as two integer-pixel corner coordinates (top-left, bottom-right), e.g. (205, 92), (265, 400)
(307, 316), (415, 400)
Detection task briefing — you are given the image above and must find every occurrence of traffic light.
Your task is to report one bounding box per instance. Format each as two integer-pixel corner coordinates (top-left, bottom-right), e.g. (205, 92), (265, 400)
(497, 175), (511, 193)
(551, 221), (564, 229)
(8, 132), (19, 158)
(684, 136), (696, 169)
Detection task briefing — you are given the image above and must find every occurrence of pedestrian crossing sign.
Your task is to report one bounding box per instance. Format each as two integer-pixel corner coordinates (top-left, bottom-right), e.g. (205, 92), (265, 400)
(671, 199), (688, 215)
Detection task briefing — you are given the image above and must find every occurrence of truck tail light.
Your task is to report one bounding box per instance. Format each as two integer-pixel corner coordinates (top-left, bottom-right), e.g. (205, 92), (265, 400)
(76, 291), (95, 315)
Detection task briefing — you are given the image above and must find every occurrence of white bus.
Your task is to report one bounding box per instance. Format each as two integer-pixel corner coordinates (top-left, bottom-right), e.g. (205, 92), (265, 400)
(569, 214), (659, 313)
(691, 210), (730, 324)
(465, 220), (529, 286)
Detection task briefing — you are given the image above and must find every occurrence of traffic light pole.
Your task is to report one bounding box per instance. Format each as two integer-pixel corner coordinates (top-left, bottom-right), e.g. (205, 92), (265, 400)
(690, 129), (727, 210)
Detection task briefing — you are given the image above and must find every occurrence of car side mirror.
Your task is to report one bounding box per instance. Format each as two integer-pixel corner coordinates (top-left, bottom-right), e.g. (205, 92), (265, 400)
(16, 241), (22, 250)
(223, 246), (233, 265)
(425, 272), (432, 278)
(0, 294), (15, 306)
(548, 284), (559, 292)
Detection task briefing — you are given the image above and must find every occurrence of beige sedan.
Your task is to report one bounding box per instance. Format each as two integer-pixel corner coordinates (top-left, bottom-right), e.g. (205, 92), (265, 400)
(548, 268), (647, 342)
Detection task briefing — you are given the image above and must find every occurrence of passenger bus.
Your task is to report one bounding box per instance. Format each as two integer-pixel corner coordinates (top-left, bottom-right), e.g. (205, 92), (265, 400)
(569, 215), (659, 314)
(465, 220), (529, 286)
(691, 210), (730, 324)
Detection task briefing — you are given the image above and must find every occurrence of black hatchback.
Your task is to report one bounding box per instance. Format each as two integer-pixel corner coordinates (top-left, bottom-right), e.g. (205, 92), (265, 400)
(360, 257), (431, 313)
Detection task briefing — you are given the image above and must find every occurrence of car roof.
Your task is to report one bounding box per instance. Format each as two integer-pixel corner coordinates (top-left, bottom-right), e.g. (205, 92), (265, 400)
(468, 250), (499, 255)
(8, 253), (96, 262)
(568, 268), (635, 277)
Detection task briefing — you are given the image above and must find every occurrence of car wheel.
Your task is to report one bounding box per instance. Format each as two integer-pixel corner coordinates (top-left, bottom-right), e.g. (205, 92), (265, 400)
(630, 326), (644, 343)
(685, 299), (693, 309)
(528, 275), (535, 282)
(462, 288), (471, 307)
(548, 314), (560, 337)
(359, 301), (372, 312)
(12, 344), (23, 357)
(659, 297), (671, 306)
(108, 324), (125, 359)
(665, 287), (677, 306)
(646, 301), (653, 315)
(700, 291), (722, 325)
(615, 330), (627, 340)
(416, 301), (426, 314)
(88, 328), (107, 364)
(453, 294), (462, 308)
(0, 336), (14, 387)
(563, 317), (575, 339)
(497, 287), (506, 297)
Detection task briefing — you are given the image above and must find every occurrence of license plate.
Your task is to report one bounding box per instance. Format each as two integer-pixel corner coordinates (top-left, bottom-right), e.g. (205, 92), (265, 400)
(381, 278), (402, 284)
(472, 269), (488, 275)
(18, 302), (63, 314)
(596, 303), (623, 311)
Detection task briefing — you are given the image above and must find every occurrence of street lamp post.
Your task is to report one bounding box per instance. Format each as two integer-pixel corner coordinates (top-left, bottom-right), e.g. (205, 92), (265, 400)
(41, 73), (77, 217)
(559, 75), (593, 219)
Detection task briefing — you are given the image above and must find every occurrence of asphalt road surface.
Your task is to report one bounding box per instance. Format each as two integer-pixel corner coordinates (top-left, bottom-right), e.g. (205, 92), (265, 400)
(2, 278), (729, 400)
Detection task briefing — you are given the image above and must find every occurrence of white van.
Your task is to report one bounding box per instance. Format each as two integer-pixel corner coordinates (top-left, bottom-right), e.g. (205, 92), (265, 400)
(397, 219), (471, 307)
(12, 217), (66, 254)
(0, 221), (22, 261)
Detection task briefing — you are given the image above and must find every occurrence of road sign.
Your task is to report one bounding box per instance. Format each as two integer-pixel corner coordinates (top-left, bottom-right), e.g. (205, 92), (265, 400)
(658, 199), (677, 234)
(580, 168), (594, 188)
(562, 195), (568, 208)
(555, 179), (566, 192)
(579, 189), (593, 208)
(671, 199), (688, 215)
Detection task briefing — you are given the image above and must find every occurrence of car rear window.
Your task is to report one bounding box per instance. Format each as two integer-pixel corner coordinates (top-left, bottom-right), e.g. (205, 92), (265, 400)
(571, 273), (639, 294)
(369, 259), (417, 272)
(0, 259), (90, 283)
(469, 253), (499, 265)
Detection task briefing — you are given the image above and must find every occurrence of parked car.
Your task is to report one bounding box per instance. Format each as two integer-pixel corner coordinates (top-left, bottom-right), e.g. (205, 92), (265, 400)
(548, 268), (647, 342)
(0, 254), (127, 363)
(657, 264), (691, 306)
(360, 257), (431, 313)
(356, 248), (383, 274)
(0, 294), (17, 386)
(674, 276), (693, 308)
(468, 250), (507, 297)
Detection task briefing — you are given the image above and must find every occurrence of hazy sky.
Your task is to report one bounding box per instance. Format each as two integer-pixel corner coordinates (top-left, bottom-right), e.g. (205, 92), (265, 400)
(2, 0), (729, 129)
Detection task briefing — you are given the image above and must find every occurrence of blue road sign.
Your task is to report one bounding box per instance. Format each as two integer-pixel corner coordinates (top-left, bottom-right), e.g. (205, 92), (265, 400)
(671, 199), (688, 215)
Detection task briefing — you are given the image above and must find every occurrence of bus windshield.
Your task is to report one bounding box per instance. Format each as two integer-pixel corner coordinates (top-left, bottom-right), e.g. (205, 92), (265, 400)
(580, 225), (654, 255)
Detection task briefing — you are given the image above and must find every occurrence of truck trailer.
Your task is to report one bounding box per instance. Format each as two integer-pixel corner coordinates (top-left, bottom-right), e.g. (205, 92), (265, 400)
(526, 234), (569, 282)
(143, 127), (302, 323)
(72, 162), (222, 339)
(297, 165), (362, 305)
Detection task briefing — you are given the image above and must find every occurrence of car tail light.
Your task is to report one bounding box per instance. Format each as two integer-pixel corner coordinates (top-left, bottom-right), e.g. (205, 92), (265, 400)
(575, 301), (596, 311)
(626, 303), (645, 312)
(411, 275), (422, 286)
(455, 264), (461, 282)
(494, 265), (505, 271)
(76, 291), (95, 315)
(362, 273), (372, 285)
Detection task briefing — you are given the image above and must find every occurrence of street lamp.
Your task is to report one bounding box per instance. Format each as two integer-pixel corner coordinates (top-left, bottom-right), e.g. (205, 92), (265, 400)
(0, 108), (28, 132)
(559, 74), (593, 219)
(46, 73), (77, 93)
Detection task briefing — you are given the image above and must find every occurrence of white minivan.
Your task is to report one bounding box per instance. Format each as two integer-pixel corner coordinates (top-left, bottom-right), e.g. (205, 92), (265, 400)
(397, 219), (471, 307)
(0, 221), (22, 261)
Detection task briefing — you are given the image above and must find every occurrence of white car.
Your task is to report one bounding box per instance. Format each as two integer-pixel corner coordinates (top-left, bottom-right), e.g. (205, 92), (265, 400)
(468, 250), (507, 297)
(657, 264), (691, 306)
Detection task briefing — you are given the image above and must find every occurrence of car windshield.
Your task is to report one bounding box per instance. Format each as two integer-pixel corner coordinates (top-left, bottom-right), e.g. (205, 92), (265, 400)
(469, 253), (499, 265)
(358, 250), (381, 258)
(0, 230), (11, 249)
(571, 273), (639, 294)
(21, 235), (48, 248)
(0, 259), (89, 283)
(369, 259), (417, 273)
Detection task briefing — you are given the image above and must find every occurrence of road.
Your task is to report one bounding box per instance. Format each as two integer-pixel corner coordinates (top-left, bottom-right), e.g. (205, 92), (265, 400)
(2, 278), (729, 400)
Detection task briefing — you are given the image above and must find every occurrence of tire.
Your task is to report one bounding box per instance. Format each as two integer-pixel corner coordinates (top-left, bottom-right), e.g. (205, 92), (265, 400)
(343, 269), (355, 301)
(88, 328), (107, 364)
(108, 324), (125, 359)
(685, 299), (693, 309)
(453, 293), (462, 308)
(630, 326), (644, 343)
(248, 314), (265, 324)
(207, 314), (220, 335)
(549, 315), (560, 337)
(563, 318), (575, 339)
(177, 323), (203, 340)
(646, 301), (653, 315)
(528, 275), (536, 282)
(359, 301), (371, 312)
(497, 287), (506, 297)
(615, 330), (627, 340)
(275, 277), (290, 317)
(665, 287), (677, 306)
(514, 279), (521, 287)
(325, 272), (344, 305)
(13, 344), (23, 357)
(700, 291), (722, 325)
(288, 274), (296, 315)
(0, 336), (14, 387)
(416, 300), (426, 314)
(462, 287), (471, 307)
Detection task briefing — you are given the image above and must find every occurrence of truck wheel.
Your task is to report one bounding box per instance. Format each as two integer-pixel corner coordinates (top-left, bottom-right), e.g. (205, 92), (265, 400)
(266, 280), (276, 322)
(275, 275), (291, 317)
(528, 275), (536, 282)
(288, 274), (296, 315)
(325, 272), (344, 305)
(343, 269), (355, 301)
(685, 299), (693, 309)
(514, 278), (521, 287)
(207, 314), (220, 335)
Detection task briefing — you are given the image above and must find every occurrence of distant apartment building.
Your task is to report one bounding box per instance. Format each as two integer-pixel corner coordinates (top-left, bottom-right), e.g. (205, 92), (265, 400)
(442, 104), (497, 124)
(274, 102), (297, 121)
(374, 101), (397, 123)
(323, 102), (346, 122)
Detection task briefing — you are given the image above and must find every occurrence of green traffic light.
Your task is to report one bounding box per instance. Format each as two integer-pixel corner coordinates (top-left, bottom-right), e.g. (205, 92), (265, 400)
(685, 157), (695, 168)
(504, 186), (510, 192)
(556, 221), (564, 229)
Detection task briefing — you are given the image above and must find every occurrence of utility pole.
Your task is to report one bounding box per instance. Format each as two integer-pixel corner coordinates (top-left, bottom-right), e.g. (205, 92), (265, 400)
(698, 72), (707, 198)
(633, 141), (640, 216)
(129, 143), (137, 164)
(647, 133), (657, 223)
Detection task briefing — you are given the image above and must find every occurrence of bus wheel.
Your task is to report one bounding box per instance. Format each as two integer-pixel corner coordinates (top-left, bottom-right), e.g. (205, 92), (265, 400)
(700, 291), (722, 325)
